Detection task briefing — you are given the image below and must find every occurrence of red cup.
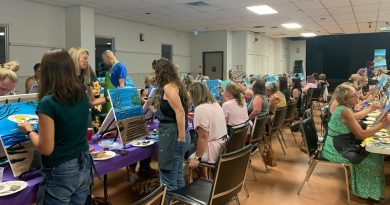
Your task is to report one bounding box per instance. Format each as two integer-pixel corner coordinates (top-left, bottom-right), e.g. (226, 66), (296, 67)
(87, 128), (93, 141)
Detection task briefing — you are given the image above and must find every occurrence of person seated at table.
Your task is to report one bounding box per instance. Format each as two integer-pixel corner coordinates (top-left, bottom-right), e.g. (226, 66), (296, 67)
(328, 83), (380, 119)
(18, 49), (93, 205)
(188, 82), (227, 177)
(247, 79), (269, 120)
(291, 77), (302, 100)
(0, 61), (19, 96)
(153, 58), (190, 191)
(302, 75), (317, 93)
(348, 73), (361, 87)
(266, 82), (286, 114)
(140, 88), (149, 105)
(322, 83), (390, 202)
(25, 63), (40, 93)
(144, 74), (156, 94)
(358, 76), (374, 100)
(278, 76), (291, 102)
(222, 83), (249, 136)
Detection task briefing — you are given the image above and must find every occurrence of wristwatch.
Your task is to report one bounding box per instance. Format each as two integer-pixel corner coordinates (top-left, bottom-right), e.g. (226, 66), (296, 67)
(25, 129), (37, 138)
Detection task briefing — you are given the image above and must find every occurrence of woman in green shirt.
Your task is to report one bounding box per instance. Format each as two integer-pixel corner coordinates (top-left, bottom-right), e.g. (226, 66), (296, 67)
(18, 49), (93, 205)
(322, 83), (390, 201)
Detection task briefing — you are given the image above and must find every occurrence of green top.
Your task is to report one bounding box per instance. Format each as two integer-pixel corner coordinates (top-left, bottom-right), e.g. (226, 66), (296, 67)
(36, 94), (89, 167)
(327, 105), (350, 136)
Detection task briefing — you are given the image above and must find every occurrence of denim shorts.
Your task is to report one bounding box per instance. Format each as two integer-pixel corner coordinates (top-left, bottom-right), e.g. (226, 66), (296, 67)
(36, 152), (93, 205)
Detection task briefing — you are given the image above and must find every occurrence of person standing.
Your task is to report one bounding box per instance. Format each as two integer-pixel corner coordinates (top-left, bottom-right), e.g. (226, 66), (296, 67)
(102, 50), (127, 88)
(18, 49), (93, 205)
(153, 58), (190, 191)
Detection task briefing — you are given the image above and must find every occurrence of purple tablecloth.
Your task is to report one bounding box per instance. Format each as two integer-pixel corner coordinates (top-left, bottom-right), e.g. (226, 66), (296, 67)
(0, 137), (159, 205)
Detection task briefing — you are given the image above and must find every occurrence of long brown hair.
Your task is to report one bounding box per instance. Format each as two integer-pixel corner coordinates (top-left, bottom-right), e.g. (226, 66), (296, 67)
(39, 49), (84, 105)
(225, 83), (244, 106)
(189, 82), (216, 107)
(152, 58), (189, 107)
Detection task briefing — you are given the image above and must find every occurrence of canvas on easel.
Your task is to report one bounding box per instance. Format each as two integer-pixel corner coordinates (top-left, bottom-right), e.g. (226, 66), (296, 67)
(0, 95), (41, 177)
(107, 87), (149, 146)
(205, 80), (222, 101)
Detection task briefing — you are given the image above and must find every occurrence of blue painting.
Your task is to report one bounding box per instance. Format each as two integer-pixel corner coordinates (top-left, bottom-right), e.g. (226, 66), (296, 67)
(266, 75), (278, 83)
(374, 49), (387, 68)
(205, 80), (221, 101)
(108, 88), (144, 121)
(0, 101), (41, 177)
(219, 80), (231, 90)
(377, 74), (388, 90)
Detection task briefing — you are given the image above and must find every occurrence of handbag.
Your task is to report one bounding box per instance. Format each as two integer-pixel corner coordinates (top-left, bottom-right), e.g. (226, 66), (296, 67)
(262, 144), (277, 167)
(332, 133), (368, 164)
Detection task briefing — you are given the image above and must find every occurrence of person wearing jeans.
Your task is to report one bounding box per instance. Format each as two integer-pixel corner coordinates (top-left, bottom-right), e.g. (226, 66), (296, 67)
(18, 50), (93, 205)
(152, 58), (190, 191)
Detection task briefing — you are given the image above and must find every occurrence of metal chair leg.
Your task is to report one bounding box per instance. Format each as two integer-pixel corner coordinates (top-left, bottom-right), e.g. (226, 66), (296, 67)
(243, 183), (249, 198)
(235, 195), (241, 205)
(297, 160), (317, 195)
(275, 132), (286, 155)
(289, 125), (298, 144)
(343, 165), (351, 205)
(278, 129), (288, 148)
(257, 146), (269, 172)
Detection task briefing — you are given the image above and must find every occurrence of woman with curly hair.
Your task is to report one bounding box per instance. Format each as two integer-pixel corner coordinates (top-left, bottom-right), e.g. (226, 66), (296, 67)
(152, 58), (190, 191)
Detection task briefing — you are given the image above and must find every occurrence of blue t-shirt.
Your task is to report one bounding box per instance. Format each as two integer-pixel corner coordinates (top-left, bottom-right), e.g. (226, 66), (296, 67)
(110, 62), (127, 87)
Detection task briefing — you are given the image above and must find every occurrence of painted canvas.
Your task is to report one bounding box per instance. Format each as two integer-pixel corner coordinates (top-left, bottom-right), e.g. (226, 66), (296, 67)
(108, 88), (148, 145)
(374, 49), (387, 68)
(0, 101), (41, 177)
(205, 80), (222, 101)
(219, 80), (231, 90)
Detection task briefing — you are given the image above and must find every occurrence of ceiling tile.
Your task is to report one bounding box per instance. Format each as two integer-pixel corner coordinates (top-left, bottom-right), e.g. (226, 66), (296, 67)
(353, 4), (379, 12)
(304, 9), (330, 17)
(328, 7), (354, 15)
(294, 0), (324, 10)
(321, 0), (351, 8)
(351, 0), (380, 5)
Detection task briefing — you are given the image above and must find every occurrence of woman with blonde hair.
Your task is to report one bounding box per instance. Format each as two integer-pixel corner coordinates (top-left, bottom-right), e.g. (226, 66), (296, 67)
(222, 83), (249, 127)
(69, 47), (107, 106)
(322, 83), (390, 201)
(266, 82), (286, 114)
(188, 82), (227, 176)
(0, 61), (19, 96)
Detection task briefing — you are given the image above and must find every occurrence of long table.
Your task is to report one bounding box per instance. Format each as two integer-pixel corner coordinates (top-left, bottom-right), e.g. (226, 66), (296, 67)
(0, 137), (158, 205)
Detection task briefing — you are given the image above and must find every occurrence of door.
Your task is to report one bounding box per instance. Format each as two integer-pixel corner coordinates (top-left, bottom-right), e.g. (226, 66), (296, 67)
(203, 51), (223, 80)
(95, 36), (115, 77)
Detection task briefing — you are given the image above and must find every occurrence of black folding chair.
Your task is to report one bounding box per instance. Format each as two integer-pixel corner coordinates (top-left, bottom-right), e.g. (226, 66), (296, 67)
(249, 114), (269, 177)
(297, 117), (351, 205)
(283, 101), (298, 143)
(133, 185), (166, 205)
(168, 145), (252, 205)
(267, 106), (288, 155)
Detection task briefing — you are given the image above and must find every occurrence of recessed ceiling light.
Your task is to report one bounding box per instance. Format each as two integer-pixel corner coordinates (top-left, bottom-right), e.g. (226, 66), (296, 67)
(281, 23), (302, 29)
(246, 5), (278, 15)
(301, 32), (316, 37)
(0, 32), (4, 36)
(380, 27), (390, 31)
(106, 42), (112, 45)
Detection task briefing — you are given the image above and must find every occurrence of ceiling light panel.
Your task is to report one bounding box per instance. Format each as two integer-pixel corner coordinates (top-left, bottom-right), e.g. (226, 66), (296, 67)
(246, 5), (278, 15)
(281, 23), (302, 29)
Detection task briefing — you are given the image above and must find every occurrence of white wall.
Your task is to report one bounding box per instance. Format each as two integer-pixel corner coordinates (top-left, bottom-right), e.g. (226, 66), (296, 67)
(191, 31), (228, 79)
(0, 0), (66, 93)
(95, 15), (192, 86)
(288, 40), (306, 75)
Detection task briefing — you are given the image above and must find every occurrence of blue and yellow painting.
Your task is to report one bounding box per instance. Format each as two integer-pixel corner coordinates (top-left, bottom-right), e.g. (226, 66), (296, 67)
(374, 49), (387, 68)
(205, 80), (222, 101)
(0, 101), (41, 177)
(108, 88), (144, 121)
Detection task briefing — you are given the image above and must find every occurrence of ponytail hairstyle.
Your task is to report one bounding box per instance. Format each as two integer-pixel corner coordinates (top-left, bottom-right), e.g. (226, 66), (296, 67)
(225, 83), (244, 107)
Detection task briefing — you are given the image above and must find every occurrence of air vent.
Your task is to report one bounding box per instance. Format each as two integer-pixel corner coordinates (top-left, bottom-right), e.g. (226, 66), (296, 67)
(186, 1), (209, 6)
(253, 26), (264, 28)
(270, 26), (279, 28)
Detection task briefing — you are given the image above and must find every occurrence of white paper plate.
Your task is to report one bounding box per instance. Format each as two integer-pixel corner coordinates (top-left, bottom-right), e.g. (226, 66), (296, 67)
(375, 132), (390, 137)
(129, 139), (155, 147)
(363, 121), (374, 125)
(0, 181), (28, 196)
(7, 114), (38, 124)
(366, 117), (377, 121)
(91, 151), (116, 161)
(368, 113), (380, 117)
(372, 137), (390, 144)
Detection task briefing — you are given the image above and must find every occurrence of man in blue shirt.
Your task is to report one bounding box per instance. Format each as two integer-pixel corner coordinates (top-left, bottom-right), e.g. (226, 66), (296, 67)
(102, 50), (127, 88)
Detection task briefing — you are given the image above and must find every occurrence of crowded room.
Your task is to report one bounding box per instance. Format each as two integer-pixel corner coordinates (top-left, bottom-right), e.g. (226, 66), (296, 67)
(1, 0), (390, 204)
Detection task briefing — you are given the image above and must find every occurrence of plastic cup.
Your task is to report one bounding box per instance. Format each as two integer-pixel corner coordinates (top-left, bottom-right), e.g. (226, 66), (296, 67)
(100, 140), (111, 151)
(87, 128), (93, 141)
(0, 167), (4, 183)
